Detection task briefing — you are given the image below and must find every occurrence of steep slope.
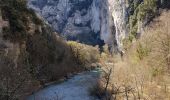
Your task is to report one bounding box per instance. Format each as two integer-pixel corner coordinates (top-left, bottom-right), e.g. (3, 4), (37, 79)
(109, 0), (128, 51)
(110, 10), (170, 100)
(28, 0), (170, 52)
(27, 0), (115, 47)
(0, 0), (90, 99)
(110, 0), (170, 51)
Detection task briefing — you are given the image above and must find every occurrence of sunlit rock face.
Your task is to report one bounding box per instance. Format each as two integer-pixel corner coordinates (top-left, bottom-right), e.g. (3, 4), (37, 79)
(28, 0), (113, 46)
(27, 0), (128, 50)
(27, 0), (170, 52)
(109, 0), (128, 51)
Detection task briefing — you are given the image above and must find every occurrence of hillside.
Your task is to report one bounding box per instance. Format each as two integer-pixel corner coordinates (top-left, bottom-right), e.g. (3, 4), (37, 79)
(27, 0), (170, 52)
(0, 0), (96, 99)
(96, 10), (170, 100)
(0, 0), (170, 100)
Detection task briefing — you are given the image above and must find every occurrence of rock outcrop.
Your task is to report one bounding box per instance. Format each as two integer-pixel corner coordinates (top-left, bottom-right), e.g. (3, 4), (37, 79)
(28, 0), (169, 51)
(27, 0), (116, 47)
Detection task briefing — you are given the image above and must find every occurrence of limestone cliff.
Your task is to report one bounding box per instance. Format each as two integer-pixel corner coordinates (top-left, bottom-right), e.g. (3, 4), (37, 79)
(27, 0), (170, 51)
(27, 0), (115, 46)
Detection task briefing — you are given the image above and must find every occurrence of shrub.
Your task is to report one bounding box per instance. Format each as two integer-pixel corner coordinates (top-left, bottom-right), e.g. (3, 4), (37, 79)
(1, 0), (42, 42)
(0, 0), (92, 99)
(110, 10), (170, 100)
(89, 82), (106, 99)
(128, 0), (158, 40)
(67, 41), (100, 67)
(0, 44), (39, 100)
(136, 42), (150, 60)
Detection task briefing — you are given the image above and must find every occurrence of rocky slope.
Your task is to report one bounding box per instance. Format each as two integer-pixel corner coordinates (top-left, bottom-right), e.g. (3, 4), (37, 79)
(27, 0), (115, 47)
(0, 0), (89, 99)
(27, 0), (170, 52)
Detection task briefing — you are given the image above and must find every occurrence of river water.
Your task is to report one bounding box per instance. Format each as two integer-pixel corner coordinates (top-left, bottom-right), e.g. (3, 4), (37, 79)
(27, 69), (102, 100)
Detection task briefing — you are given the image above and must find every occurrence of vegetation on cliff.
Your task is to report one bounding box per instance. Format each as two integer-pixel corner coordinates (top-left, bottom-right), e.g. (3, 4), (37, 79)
(127, 0), (170, 40)
(94, 10), (170, 100)
(0, 0), (99, 99)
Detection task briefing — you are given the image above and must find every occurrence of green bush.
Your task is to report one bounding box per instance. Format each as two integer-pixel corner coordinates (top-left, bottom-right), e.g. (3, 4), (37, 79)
(1, 0), (42, 42)
(128, 0), (158, 41)
(67, 41), (100, 66)
(136, 42), (150, 60)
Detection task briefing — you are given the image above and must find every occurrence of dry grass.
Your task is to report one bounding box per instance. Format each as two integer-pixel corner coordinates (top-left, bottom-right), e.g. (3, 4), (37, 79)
(99, 10), (170, 100)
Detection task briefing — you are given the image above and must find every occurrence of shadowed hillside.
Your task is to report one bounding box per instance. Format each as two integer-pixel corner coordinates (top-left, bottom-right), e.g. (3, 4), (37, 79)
(0, 0), (97, 99)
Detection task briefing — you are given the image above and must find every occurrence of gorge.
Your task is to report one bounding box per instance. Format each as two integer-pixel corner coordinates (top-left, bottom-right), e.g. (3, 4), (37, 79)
(1, 0), (170, 99)
(27, 0), (129, 51)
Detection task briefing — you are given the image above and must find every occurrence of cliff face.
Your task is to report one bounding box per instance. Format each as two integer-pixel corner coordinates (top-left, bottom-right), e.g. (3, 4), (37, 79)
(27, 0), (131, 51)
(27, 0), (115, 46)
(109, 0), (128, 51)
(27, 0), (170, 51)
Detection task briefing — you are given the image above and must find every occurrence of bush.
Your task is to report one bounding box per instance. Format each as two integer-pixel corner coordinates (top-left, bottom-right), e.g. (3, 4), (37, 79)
(128, 0), (158, 40)
(110, 11), (170, 100)
(89, 82), (106, 99)
(0, 0), (92, 99)
(67, 41), (100, 66)
(136, 42), (150, 60)
(0, 44), (39, 100)
(1, 0), (42, 42)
